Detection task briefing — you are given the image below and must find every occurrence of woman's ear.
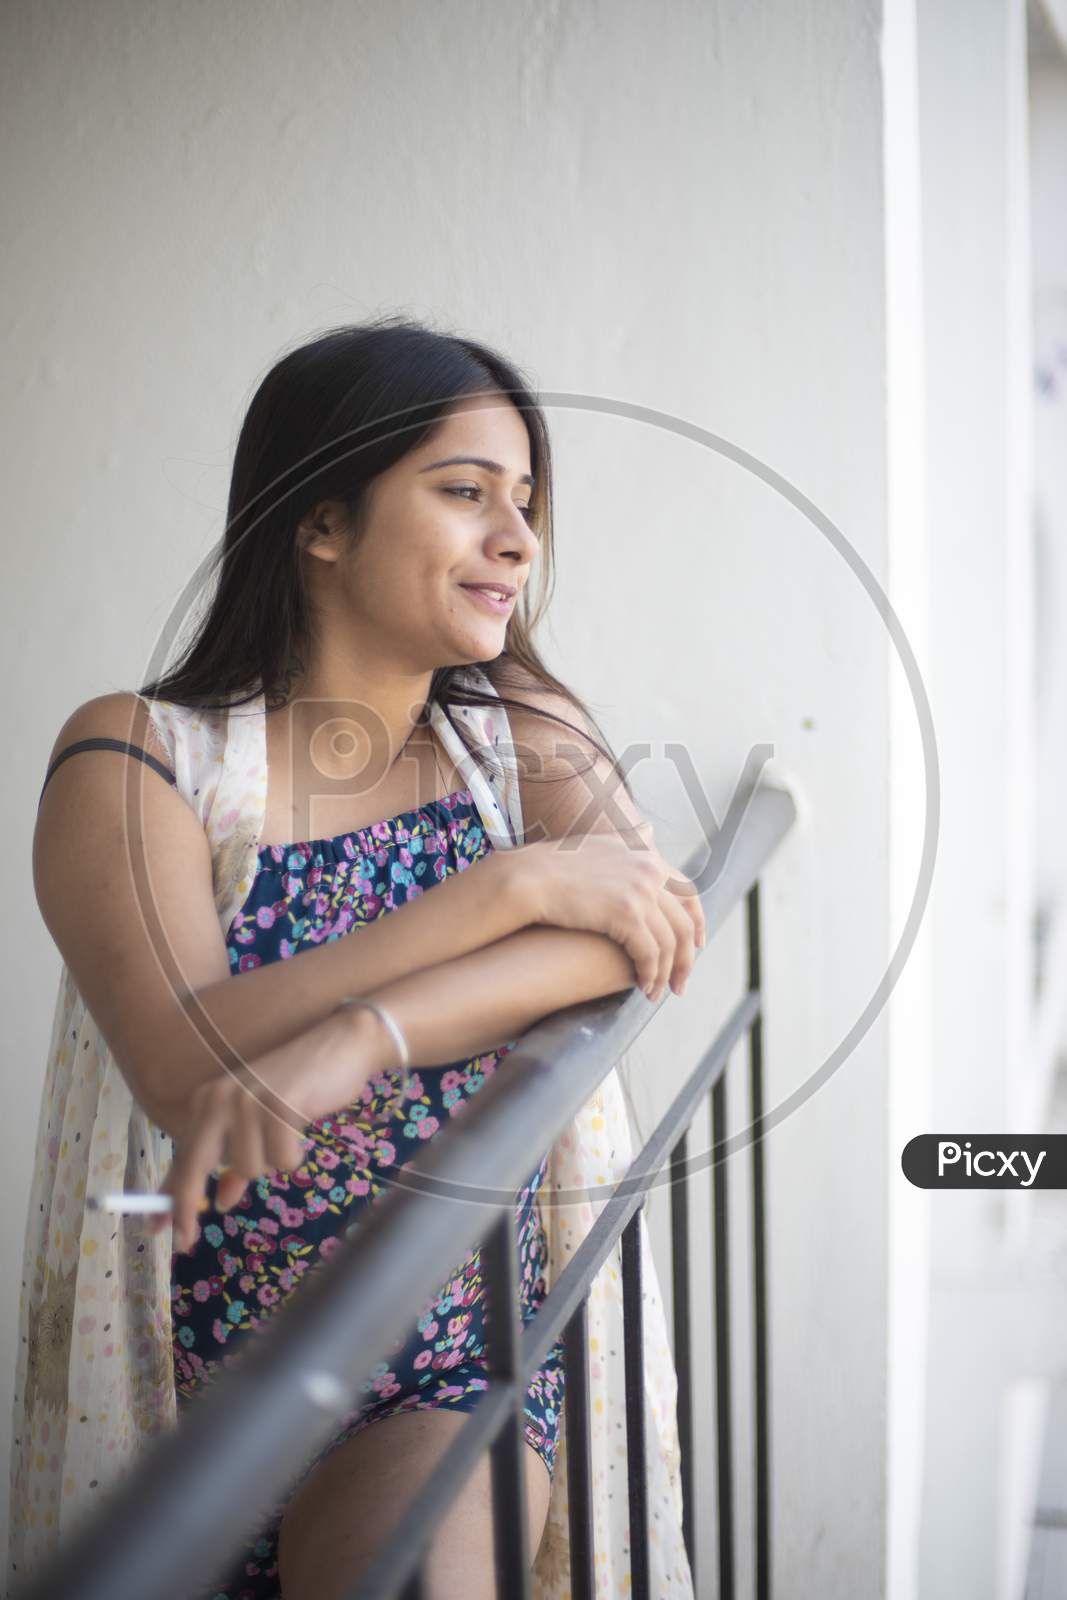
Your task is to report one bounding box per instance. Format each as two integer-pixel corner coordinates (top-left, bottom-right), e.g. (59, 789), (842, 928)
(296, 500), (348, 564)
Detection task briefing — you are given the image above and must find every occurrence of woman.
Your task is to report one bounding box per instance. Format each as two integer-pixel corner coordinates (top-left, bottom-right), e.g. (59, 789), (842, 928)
(14, 316), (704, 1599)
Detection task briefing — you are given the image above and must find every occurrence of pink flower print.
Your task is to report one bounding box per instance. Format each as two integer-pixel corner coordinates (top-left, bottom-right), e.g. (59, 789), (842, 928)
(437, 1382), (465, 1397)
(371, 1370), (397, 1393)
(278, 1268), (295, 1291)
(315, 1173), (333, 1191)
(414, 1350), (432, 1369)
(238, 1274), (256, 1295)
(422, 1321), (439, 1341)
(399, 846), (413, 868)
(346, 1176), (370, 1196)
(305, 1194), (327, 1217)
(407, 884), (424, 899)
(380, 1382), (401, 1399)
(376, 1141), (396, 1168)
(318, 1236), (341, 1261)
(416, 1116), (439, 1139)
(447, 1313), (470, 1337)
(280, 940), (295, 960)
(290, 1168), (312, 1189)
(212, 1318), (230, 1344)
(238, 954), (262, 972)
(372, 822), (391, 842)
(257, 1284), (280, 1307)
(258, 1215), (279, 1234)
(440, 1071), (462, 1092)
(280, 1235), (303, 1253)
(280, 1204), (305, 1228)
(317, 1147), (340, 1171)
(256, 906), (277, 930)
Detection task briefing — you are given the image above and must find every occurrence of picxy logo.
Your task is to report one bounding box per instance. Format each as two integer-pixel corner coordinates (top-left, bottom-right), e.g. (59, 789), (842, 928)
(901, 1134), (1065, 1189)
(937, 1140), (1044, 1186)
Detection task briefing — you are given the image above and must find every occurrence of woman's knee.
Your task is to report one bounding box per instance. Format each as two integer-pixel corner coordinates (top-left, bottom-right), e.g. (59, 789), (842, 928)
(277, 1408), (551, 1600)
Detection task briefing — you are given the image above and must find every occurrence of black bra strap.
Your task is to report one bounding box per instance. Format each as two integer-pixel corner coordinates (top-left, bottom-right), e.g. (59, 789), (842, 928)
(38, 739), (178, 807)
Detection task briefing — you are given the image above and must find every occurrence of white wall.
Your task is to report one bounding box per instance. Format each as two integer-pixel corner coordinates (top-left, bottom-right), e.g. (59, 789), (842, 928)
(915, 0), (1045, 1595)
(1, 2), (894, 1592)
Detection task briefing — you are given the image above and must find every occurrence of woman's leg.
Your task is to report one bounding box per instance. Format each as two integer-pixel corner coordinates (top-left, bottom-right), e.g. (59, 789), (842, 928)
(277, 1406), (552, 1600)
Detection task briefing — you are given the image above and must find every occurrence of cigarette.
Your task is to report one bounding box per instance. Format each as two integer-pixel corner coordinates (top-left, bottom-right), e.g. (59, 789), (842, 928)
(87, 1194), (211, 1216)
(88, 1196), (175, 1216)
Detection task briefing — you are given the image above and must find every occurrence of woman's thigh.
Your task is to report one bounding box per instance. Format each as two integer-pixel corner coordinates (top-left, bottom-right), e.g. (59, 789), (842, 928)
(276, 1406), (552, 1600)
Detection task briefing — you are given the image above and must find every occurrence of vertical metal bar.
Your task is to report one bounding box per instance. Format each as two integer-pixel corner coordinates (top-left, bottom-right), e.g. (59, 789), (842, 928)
(712, 1069), (734, 1599)
(562, 1296), (596, 1599)
(621, 1209), (650, 1600)
(670, 1129), (695, 1575)
(482, 1212), (531, 1599)
(747, 881), (771, 1600)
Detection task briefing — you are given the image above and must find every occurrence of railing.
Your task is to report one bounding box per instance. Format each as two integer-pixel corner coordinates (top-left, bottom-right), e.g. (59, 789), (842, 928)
(16, 781), (796, 1600)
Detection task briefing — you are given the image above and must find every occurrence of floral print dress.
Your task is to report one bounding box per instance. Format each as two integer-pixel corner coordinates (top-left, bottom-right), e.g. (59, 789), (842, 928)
(169, 788), (566, 1600)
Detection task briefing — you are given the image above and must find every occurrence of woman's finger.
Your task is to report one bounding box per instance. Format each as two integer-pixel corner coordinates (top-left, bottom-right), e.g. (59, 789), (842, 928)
(215, 1094), (269, 1213)
(643, 903), (677, 1002)
(672, 871), (707, 949)
(623, 922), (662, 995)
(160, 1108), (227, 1252)
(657, 887), (696, 994)
(265, 1116), (310, 1178)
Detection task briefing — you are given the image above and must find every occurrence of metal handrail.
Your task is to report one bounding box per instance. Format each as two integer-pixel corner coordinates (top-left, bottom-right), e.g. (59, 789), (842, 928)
(16, 780), (797, 1600)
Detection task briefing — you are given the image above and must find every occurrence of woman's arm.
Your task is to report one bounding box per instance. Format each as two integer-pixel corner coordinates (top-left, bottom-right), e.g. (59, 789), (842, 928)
(357, 923), (635, 1066)
(159, 919), (640, 1243)
(34, 693), (535, 1132)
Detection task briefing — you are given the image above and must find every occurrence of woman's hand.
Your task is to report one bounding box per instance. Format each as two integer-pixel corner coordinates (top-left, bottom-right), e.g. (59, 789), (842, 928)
(511, 822), (707, 1003)
(153, 1005), (399, 1253)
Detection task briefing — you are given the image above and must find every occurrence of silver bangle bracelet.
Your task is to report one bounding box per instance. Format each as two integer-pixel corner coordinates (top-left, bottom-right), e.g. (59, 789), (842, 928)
(334, 996), (413, 1095)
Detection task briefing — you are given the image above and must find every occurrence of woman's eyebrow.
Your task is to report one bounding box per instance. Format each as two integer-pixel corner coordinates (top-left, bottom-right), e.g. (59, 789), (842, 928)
(418, 454), (535, 489)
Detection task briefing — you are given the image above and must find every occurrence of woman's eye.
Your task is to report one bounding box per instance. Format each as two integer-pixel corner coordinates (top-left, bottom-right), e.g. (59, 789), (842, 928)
(445, 485), (536, 525)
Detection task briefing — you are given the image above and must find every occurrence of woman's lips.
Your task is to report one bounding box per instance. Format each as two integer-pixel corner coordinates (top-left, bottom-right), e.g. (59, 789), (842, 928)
(459, 585), (514, 615)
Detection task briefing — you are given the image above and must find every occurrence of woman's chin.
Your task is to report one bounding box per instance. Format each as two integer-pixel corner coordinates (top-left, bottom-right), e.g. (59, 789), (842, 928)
(445, 623), (507, 662)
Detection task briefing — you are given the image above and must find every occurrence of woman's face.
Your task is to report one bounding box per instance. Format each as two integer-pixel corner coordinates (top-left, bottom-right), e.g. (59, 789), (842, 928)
(300, 392), (541, 673)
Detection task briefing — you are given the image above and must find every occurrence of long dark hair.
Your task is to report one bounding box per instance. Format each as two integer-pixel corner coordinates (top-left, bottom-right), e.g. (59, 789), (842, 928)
(138, 313), (634, 810)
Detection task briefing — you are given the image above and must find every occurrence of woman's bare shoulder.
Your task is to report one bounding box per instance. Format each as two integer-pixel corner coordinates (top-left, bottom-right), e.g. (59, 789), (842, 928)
(46, 690), (176, 774)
